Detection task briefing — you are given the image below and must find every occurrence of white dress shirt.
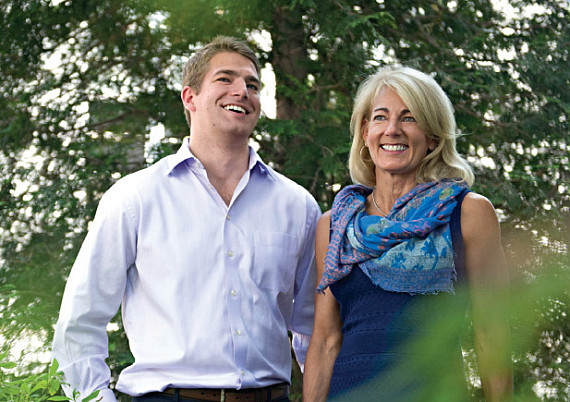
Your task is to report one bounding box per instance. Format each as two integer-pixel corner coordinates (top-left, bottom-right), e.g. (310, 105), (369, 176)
(52, 138), (320, 401)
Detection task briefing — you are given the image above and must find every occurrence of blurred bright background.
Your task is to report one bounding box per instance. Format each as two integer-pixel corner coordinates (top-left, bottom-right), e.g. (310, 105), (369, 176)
(0, 0), (568, 400)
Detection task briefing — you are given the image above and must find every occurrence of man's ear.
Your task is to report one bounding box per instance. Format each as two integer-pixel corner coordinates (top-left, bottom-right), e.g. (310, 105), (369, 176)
(181, 86), (197, 112)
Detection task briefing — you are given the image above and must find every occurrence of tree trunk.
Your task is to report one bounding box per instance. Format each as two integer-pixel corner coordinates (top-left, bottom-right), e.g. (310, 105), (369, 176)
(270, 4), (308, 120)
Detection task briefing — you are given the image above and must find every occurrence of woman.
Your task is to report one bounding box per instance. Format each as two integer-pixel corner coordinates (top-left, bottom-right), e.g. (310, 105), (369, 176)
(303, 66), (512, 401)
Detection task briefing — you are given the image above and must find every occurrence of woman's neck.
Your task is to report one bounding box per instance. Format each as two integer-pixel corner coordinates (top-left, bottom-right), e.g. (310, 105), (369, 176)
(371, 170), (418, 213)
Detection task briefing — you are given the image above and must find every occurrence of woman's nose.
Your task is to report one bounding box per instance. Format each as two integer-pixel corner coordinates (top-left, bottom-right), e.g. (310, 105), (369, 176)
(384, 118), (401, 135)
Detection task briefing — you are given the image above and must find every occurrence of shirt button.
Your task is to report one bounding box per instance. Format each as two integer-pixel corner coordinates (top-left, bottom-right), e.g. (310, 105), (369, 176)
(227, 250), (234, 257)
(240, 370), (245, 376)
(226, 214), (231, 220)
(231, 290), (237, 297)
(236, 329), (242, 336)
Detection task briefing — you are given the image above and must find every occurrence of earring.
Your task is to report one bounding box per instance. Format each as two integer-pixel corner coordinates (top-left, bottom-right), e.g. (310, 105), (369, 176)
(359, 145), (372, 163)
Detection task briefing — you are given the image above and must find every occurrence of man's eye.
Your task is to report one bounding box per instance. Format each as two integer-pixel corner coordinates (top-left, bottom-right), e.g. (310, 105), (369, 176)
(217, 77), (230, 82)
(247, 84), (259, 91)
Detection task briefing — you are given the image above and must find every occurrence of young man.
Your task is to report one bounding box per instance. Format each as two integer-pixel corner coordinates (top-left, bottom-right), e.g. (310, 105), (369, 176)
(52, 36), (320, 402)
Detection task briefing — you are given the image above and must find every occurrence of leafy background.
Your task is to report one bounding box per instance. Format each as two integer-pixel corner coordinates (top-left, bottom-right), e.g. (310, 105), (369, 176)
(0, 0), (568, 400)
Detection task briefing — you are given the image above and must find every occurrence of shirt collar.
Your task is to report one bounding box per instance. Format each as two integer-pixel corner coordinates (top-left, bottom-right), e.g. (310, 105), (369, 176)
(166, 137), (276, 181)
(165, 137), (196, 174)
(247, 146), (277, 181)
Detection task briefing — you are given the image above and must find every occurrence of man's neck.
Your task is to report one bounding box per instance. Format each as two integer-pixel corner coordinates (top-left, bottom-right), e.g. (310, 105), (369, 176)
(189, 133), (250, 206)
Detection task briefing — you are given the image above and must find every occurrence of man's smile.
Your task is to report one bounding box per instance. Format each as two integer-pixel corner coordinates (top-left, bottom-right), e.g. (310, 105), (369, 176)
(223, 104), (248, 114)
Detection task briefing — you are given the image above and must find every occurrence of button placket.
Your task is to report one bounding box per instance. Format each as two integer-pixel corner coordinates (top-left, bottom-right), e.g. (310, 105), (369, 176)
(223, 209), (248, 381)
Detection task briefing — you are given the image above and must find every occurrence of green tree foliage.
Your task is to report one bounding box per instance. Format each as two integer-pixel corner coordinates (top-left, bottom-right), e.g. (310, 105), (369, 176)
(0, 0), (568, 399)
(0, 354), (99, 402)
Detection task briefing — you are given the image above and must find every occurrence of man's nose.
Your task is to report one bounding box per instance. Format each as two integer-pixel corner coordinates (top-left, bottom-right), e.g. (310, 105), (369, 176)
(232, 79), (249, 98)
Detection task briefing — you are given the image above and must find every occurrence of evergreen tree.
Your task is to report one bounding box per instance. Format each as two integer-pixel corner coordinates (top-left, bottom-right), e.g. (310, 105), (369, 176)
(0, 0), (568, 399)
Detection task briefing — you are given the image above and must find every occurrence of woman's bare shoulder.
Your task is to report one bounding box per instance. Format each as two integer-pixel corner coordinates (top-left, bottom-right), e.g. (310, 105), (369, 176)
(318, 210), (332, 226)
(316, 210), (332, 242)
(461, 191), (502, 248)
(461, 192), (499, 226)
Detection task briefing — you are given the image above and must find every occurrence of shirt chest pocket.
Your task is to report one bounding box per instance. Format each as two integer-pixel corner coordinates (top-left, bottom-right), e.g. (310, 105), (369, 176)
(252, 231), (299, 292)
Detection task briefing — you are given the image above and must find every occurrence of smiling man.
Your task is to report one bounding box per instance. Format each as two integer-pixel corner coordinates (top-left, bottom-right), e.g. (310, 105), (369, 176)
(52, 36), (320, 402)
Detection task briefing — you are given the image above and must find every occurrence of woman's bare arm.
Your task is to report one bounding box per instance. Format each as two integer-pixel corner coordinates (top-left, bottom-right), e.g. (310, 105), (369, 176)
(462, 193), (513, 401)
(303, 211), (344, 402)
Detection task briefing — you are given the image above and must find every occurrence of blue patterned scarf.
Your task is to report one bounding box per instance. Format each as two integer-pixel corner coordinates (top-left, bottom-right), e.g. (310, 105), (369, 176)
(317, 181), (468, 295)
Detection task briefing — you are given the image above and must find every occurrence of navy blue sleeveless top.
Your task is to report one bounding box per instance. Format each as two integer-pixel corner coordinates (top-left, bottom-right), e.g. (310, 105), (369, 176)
(328, 190), (471, 401)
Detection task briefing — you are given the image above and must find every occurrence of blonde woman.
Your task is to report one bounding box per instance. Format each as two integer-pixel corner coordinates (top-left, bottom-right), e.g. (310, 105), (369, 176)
(303, 66), (512, 401)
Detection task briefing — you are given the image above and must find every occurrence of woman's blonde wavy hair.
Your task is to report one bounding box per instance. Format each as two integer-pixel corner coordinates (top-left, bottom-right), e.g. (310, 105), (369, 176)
(348, 65), (474, 187)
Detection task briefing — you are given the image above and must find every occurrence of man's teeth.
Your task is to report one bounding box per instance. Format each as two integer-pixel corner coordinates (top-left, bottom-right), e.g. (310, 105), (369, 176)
(224, 105), (246, 114)
(381, 144), (408, 151)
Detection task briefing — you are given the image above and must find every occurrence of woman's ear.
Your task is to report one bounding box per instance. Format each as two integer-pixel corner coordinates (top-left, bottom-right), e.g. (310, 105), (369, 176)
(428, 137), (437, 152)
(361, 119), (369, 144)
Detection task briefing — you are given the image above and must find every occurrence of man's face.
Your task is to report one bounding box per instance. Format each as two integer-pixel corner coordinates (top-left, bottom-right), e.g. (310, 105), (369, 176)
(182, 52), (261, 139)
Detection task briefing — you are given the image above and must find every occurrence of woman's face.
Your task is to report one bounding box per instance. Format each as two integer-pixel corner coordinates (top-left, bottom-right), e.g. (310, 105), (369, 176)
(362, 86), (434, 181)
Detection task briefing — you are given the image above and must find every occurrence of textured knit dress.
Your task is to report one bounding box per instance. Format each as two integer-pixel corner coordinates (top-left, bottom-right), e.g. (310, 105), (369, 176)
(328, 191), (471, 401)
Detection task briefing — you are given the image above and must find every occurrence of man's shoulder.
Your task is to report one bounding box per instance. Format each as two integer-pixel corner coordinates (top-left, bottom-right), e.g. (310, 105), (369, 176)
(260, 166), (321, 221)
(264, 166), (315, 201)
(104, 154), (175, 198)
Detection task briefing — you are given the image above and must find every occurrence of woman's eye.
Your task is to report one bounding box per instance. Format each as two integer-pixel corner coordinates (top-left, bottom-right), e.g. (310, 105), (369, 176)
(373, 115), (387, 121)
(402, 116), (416, 122)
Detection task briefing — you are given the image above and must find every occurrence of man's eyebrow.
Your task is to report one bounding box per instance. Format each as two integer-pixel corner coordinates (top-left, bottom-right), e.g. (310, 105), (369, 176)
(213, 69), (261, 85)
